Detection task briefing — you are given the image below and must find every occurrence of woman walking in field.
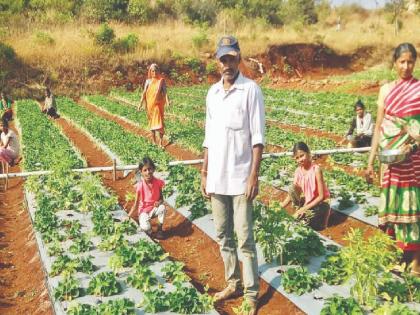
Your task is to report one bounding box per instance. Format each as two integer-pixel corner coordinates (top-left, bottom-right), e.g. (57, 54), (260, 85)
(366, 43), (420, 275)
(139, 64), (170, 147)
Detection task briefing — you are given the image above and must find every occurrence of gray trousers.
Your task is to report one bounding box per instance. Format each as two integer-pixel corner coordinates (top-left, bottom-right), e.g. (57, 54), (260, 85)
(211, 194), (259, 301)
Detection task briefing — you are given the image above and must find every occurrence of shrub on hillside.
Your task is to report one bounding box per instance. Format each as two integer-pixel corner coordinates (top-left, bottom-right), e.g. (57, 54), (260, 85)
(113, 33), (139, 53)
(33, 31), (55, 46)
(184, 57), (202, 73)
(192, 29), (209, 49)
(127, 0), (156, 23)
(205, 61), (218, 75)
(0, 42), (16, 63)
(177, 0), (219, 25)
(82, 0), (128, 22)
(279, 0), (318, 25)
(95, 23), (115, 46)
(28, 0), (82, 17)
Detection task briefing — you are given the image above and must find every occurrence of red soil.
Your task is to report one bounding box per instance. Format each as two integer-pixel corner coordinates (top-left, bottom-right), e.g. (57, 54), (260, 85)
(0, 126), (53, 315)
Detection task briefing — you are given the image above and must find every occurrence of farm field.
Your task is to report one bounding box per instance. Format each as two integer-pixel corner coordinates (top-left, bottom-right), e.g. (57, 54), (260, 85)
(1, 1), (420, 314)
(1, 78), (419, 315)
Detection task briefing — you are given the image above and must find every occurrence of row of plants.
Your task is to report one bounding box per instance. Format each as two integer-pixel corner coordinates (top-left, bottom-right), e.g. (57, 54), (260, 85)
(255, 202), (420, 314)
(142, 84), (377, 135)
(55, 96), (360, 311)
(107, 89), (380, 220)
(84, 95), (204, 154)
(259, 155), (380, 219)
(16, 100), (214, 314)
(58, 96), (211, 221)
(51, 95), (419, 313)
(58, 97), (171, 167)
(110, 87), (370, 167)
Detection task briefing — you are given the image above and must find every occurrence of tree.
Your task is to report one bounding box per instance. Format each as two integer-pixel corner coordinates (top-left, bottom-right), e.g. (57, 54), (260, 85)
(384, 0), (405, 35)
(82, 0), (129, 22)
(281, 0), (318, 25)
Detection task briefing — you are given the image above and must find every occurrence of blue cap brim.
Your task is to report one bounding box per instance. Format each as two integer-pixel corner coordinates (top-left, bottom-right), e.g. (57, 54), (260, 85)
(216, 47), (239, 59)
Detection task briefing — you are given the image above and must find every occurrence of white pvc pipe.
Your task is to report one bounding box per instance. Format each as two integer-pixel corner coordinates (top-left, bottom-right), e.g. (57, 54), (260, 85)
(0, 147), (371, 180)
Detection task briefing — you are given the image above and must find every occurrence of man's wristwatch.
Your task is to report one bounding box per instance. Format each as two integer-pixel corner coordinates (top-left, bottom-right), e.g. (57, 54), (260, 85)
(411, 143), (419, 153)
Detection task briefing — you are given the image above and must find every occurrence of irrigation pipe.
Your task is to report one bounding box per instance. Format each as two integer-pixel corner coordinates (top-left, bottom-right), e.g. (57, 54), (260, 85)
(0, 147), (371, 180)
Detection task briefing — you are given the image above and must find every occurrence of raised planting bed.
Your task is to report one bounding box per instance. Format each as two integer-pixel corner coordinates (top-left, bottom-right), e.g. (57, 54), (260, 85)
(16, 100), (216, 315)
(50, 97), (420, 314)
(87, 92), (381, 227)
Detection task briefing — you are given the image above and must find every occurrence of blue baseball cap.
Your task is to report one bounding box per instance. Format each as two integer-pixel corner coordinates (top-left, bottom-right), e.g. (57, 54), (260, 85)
(216, 35), (240, 59)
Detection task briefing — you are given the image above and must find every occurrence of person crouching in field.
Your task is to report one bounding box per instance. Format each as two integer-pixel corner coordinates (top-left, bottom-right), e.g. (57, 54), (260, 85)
(0, 120), (21, 167)
(42, 88), (60, 119)
(341, 100), (373, 148)
(127, 157), (166, 240)
(280, 142), (331, 231)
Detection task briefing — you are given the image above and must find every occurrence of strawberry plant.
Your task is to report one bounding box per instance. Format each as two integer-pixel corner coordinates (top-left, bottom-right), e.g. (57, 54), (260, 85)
(92, 211), (115, 237)
(140, 289), (169, 313)
(126, 264), (158, 292)
(87, 272), (121, 296)
(50, 255), (78, 277)
(67, 303), (97, 315)
(379, 271), (420, 303)
(76, 256), (96, 274)
(337, 189), (355, 210)
(254, 204), (325, 265)
(134, 239), (165, 264)
(364, 205), (379, 217)
(98, 231), (127, 251)
(233, 299), (253, 315)
(373, 301), (419, 315)
(115, 220), (137, 235)
(281, 266), (321, 295)
(108, 244), (137, 271)
(50, 255), (95, 276)
(47, 240), (63, 256)
(108, 239), (163, 271)
(162, 261), (190, 286)
(66, 221), (82, 239)
(69, 233), (93, 254)
(53, 274), (81, 301)
(320, 295), (363, 315)
(165, 165), (211, 220)
(167, 286), (214, 314)
(97, 298), (135, 315)
(318, 253), (350, 285)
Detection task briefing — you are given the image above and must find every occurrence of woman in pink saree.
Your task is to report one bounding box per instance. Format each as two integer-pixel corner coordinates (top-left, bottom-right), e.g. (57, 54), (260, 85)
(367, 43), (420, 275)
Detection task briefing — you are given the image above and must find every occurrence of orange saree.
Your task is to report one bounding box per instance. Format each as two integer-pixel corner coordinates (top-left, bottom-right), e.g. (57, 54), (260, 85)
(145, 76), (166, 133)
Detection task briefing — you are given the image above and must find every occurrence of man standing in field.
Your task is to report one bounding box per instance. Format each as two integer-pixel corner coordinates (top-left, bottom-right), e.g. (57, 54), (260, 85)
(200, 35), (265, 315)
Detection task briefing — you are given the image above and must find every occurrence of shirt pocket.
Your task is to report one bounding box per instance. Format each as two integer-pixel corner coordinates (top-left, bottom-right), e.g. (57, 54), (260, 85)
(226, 102), (245, 130)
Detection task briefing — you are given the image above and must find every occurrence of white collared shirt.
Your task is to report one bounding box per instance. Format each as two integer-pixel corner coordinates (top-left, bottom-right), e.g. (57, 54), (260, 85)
(356, 112), (373, 136)
(1, 129), (19, 154)
(203, 73), (265, 195)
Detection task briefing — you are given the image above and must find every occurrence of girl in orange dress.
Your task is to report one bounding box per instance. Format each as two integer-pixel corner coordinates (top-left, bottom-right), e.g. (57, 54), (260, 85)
(139, 64), (170, 147)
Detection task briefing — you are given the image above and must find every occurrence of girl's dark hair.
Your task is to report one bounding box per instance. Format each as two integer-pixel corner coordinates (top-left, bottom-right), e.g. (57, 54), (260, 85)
(354, 99), (365, 110)
(393, 43), (417, 62)
(45, 88), (51, 97)
(1, 119), (8, 128)
(293, 142), (310, 155)
(138, 156), (155, 170)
